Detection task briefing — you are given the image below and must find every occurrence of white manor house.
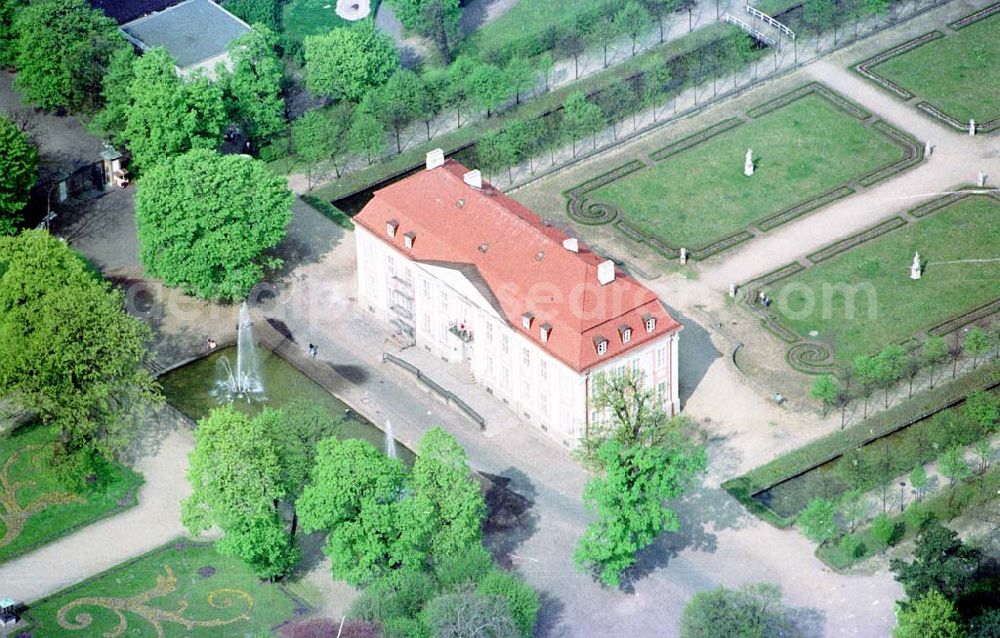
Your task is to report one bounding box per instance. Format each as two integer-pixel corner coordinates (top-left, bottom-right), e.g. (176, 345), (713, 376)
(354, 151), (682, 448)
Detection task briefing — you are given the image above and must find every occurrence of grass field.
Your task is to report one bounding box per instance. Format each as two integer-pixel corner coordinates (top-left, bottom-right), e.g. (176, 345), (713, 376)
(0, 425), (142, 563)
(21, 541), (302, 637)
(589, 93), (905, 248)
(773, 195), (1000, 364)
(281, 0), (382, 44)
(871, 13), (1000, 123)
(465, 0), (613, 55)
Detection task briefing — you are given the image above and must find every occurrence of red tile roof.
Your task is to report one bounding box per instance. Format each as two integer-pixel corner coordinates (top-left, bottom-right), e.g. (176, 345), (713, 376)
(354, 160), (681, 373)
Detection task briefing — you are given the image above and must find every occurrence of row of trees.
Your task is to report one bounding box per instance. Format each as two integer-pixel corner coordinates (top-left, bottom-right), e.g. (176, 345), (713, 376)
(811, 326), (1000, 426)
(184, 410), (539, 637)
(0, 231), (160, 484)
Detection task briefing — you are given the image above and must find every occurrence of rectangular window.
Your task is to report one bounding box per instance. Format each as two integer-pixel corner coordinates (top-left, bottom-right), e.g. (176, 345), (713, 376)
(657, 382), (666, 402)
(502, 334), (509, 354)
(423, 313), (430, 332)
(522, 347), (530, 368)
(540, 359), (547, 380)
(422, 278), (430, 299)
(657, 346), (666, 368)
(597, 340), (607, 356)
(502, 365), (510, 387)
(440, 291), (448, 311)
(540, 392), (549, 414)
(521, 379), (530, 399)
(486, 322), (493, 342)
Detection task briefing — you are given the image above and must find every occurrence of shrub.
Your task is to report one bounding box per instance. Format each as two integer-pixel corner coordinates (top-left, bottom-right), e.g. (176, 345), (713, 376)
(433, 543), (494, 591)
(477, 570), (540, 638)
(351, 568), (437, 627)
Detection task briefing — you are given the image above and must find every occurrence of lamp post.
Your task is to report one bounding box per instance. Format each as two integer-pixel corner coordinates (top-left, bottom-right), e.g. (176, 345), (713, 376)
(899, 481), (906, 512)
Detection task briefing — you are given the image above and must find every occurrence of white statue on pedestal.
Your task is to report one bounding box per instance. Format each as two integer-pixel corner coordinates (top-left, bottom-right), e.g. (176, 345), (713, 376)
(969, 119), (976, 136)
(744, 148), (754, 176)
(910, 252), (921, 280)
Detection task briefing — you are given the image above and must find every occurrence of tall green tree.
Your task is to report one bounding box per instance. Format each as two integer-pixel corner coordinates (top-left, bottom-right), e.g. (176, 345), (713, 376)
(922, 336), (948, 389)
(798, 497), (837, 544)
(0, 115), (38, 235)
(561, 91), (605, 157)
(348, 106), (387, 165)
(964, 327), (991, 369)
(224, 0), (281, 30)
(224, 24), (286, 146)
(12, 0), (125, 112)
(269, 400), (342, 538)
(182, 406), (298, 579)
(575, 434), (705, 586)
(0, 231), (158, 483)
(304, 19), (398, 101)
(870, 512), (897, 554)
(680, 582), (791, 638)
(0, 0), (26, 67)
(893, 590), (963, 638)
(874, 345), (905, 409)
(292, 108), (340, 188)
(369, 70), (424, 153)
(467, 63), (513, 118)
(644, 0), (681, 43)
(135, 149), (293, 300)
(617, 1), (651, 55)
(123, 48), (226, 173)
(863, 0), (888, 25)
(476, 129), (515, 183)
(387, 0), (460, 62)
(90, 46), (137, 144)
(504, 56), (536, 105)
(810, 374), (839, 416)
(852, 354), (878, 418)
(298, 438), (430, 586)
(411, 427), (486, 561)
(578, 367), (689, 467)
(890, 519), (979, 600)
(476, 570), (540, 638)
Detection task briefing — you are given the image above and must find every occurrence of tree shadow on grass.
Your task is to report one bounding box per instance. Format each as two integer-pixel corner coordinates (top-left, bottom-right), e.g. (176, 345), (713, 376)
(292, 528), (329, 577)
(534, 591), (571, 638)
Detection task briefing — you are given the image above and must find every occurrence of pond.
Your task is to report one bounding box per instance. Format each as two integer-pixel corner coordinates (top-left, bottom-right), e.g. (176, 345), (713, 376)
(159, 345), (415, 464)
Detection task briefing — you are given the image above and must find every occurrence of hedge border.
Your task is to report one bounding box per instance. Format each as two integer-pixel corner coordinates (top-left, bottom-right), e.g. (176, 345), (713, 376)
(927, 297), (1000, 337)
(946, 1), (1000, 30)
(853, 12), (1000, 132)
(756, 185), (855, 232)
(854, 120), (924, 186)
(563, 83), (915, 261)
(648, 117), (743, 162)
(806, 215), (908, 263)
(745, 81), (872, 120)
(852, 30), (943, 100)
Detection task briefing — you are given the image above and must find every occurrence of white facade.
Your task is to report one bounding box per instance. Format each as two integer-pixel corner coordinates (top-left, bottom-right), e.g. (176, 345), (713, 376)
(356, 225), (680, 448)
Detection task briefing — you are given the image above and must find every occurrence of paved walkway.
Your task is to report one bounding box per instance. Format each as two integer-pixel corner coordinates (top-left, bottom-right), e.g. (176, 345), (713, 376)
(0, 409), (195, 603)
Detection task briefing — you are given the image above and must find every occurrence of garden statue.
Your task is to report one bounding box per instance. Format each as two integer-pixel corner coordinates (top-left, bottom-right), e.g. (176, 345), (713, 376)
(680, 248), (688, 264)
(744, 148), (754, 176)
(924, 141), (932, 156)
(969, 119), (976, 136)
(978, 171), (986, 187)
(910, 252), (921, 280)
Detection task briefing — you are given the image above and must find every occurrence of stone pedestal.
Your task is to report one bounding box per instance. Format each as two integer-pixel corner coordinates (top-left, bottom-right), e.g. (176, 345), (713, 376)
(679, 248), (688, 264)
(969, 119), (976, 136)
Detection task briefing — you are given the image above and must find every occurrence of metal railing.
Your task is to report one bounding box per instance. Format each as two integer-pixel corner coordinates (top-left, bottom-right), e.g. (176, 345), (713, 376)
(382, 352), (486, 430)
(746, 4), (796, 39)
(725, 15), (777, 47)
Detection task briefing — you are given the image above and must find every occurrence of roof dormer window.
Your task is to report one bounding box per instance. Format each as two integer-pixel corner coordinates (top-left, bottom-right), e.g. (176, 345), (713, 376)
(619, 325), (632, 344)
(522, 312), (534, 330)
(540, 323), (551, 343)
(386, 220), (398, 238)
(403, 231), (415, 250)
(595, 337), (608, 356)
(643, 314), (656, 333)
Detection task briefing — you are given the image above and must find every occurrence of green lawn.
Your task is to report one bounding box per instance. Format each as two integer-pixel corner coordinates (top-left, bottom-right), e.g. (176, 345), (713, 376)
(21, 541), (302, 637)
(872, 13), (1000, 123)
(281, 0), (382, 44)
(590, 94), (906, 248)
(0, 425), (142, 563)
(773, 195), (1000, 364)
(465, 0), (613, 55)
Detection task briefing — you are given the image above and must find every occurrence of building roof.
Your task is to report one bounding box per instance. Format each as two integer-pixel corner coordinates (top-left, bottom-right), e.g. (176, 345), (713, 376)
(355, 160), (682, 374)
(121, 0), (249, 70)
(88, 0), (180, 25)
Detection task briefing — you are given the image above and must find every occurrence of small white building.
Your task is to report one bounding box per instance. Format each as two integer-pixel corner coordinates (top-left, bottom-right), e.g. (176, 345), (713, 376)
(354, 154), (682, 448)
